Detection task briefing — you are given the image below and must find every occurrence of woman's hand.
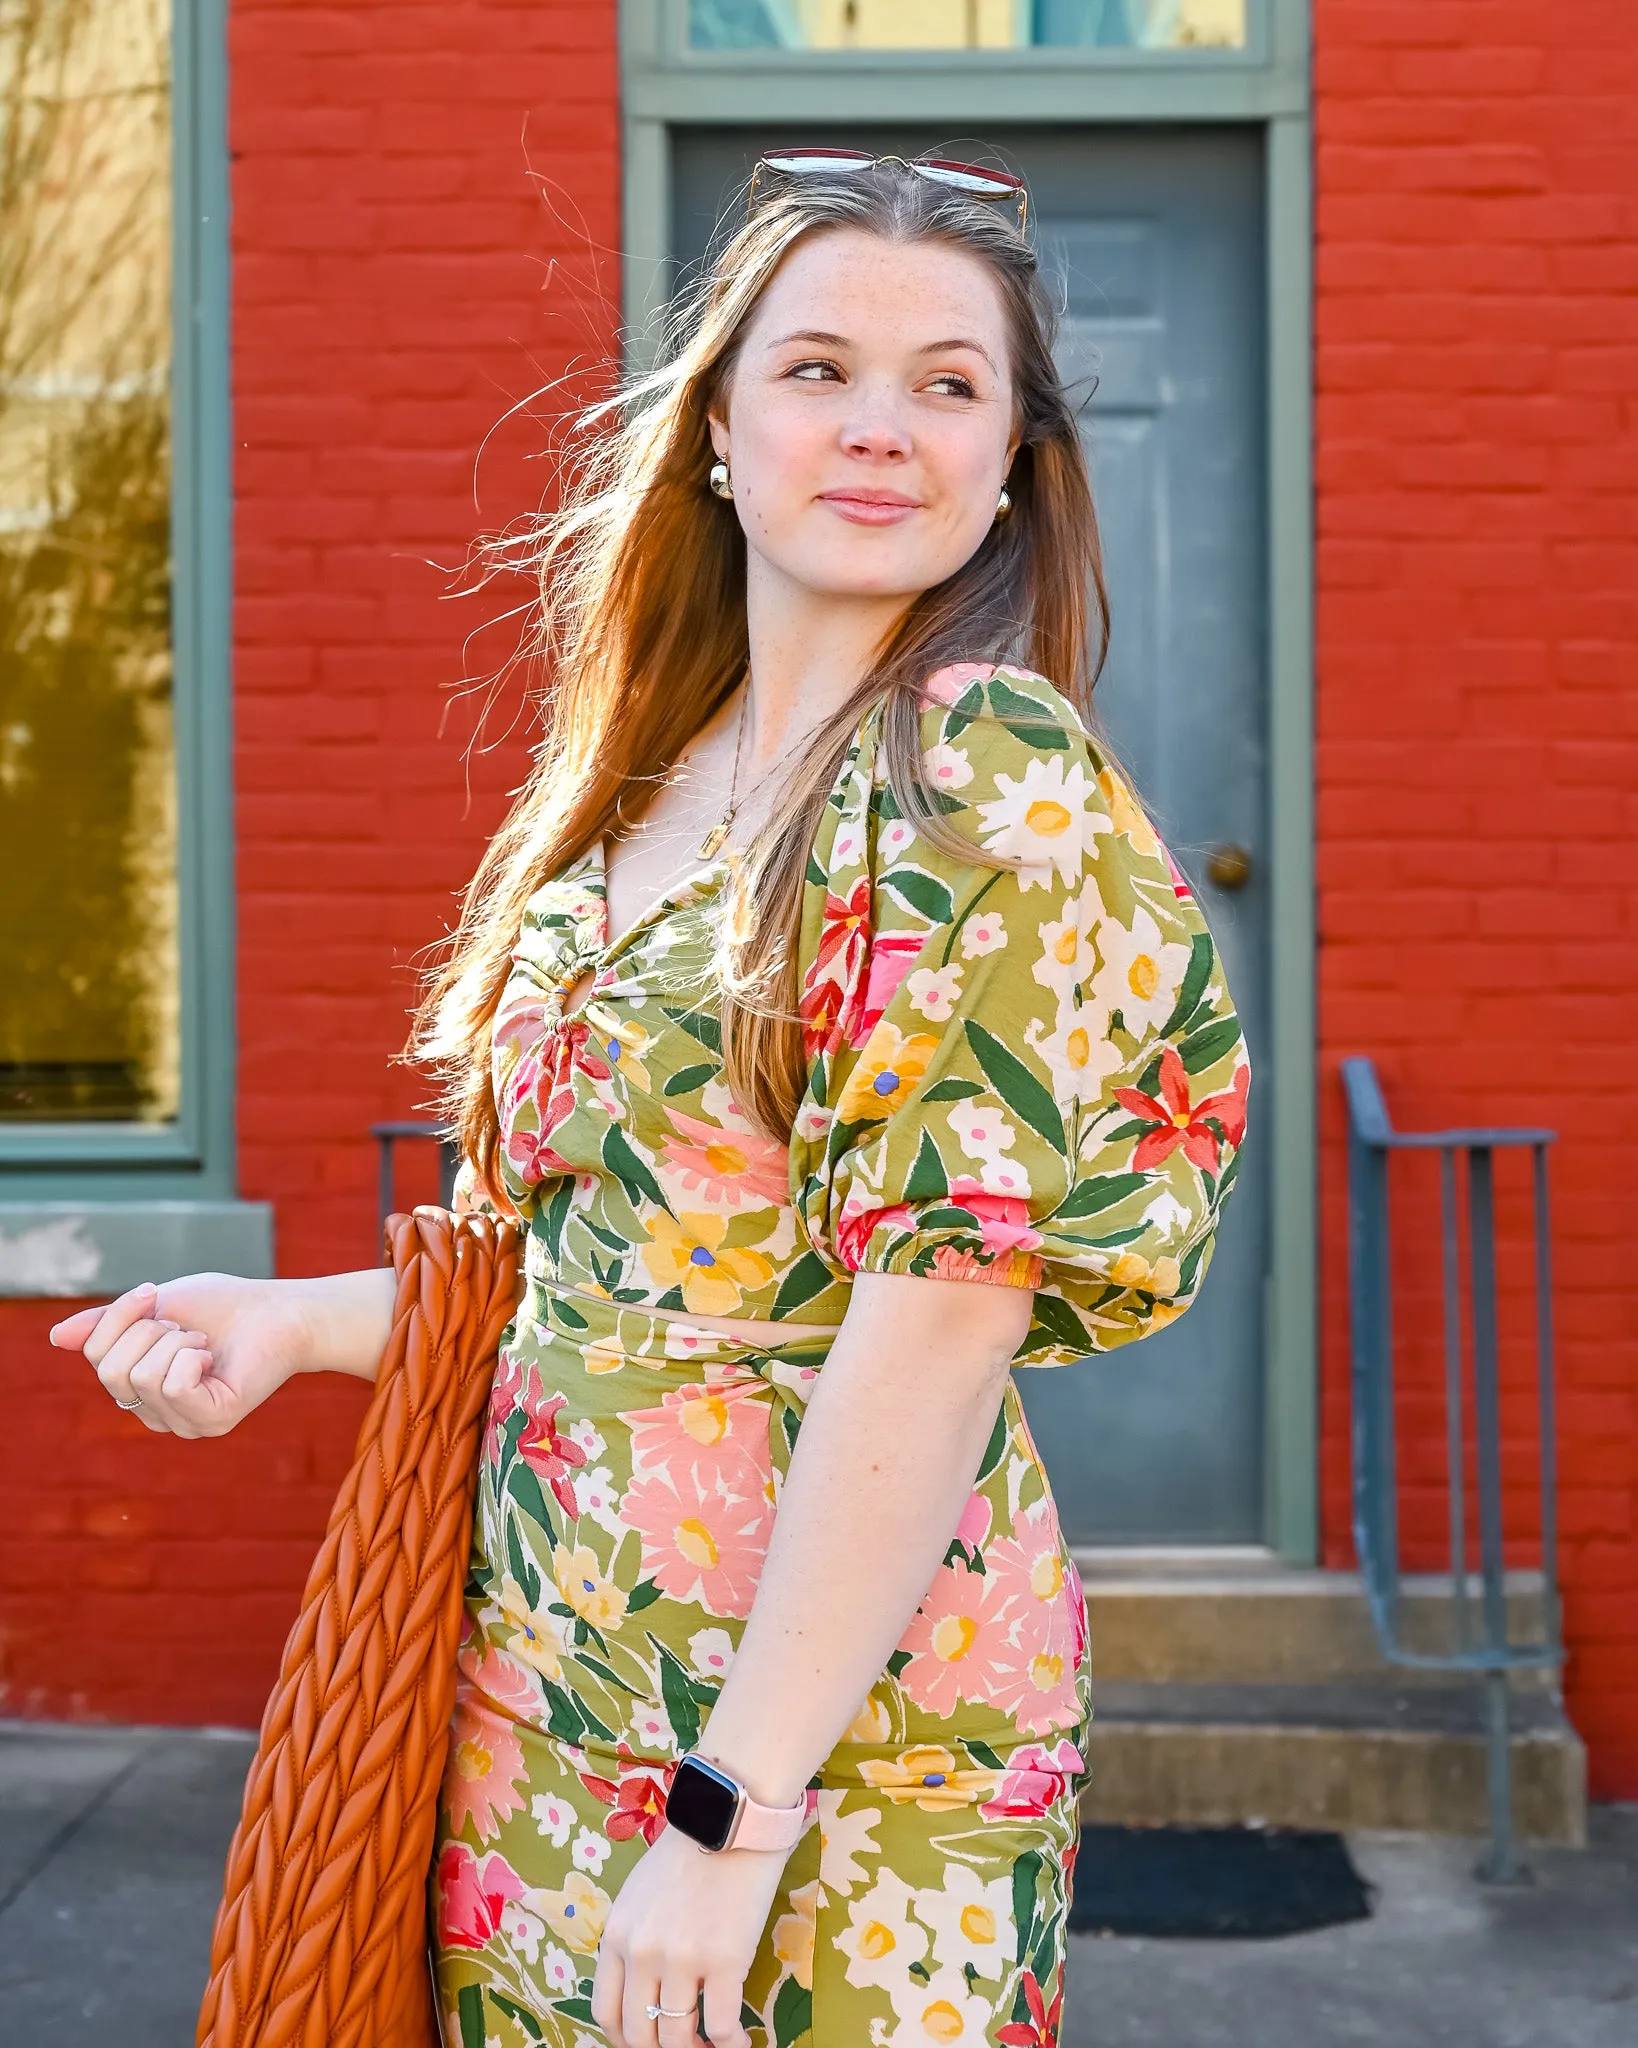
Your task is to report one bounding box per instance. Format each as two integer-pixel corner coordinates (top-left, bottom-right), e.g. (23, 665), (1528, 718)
(48, 1267), (396, 1438)
(591, 1823), (785, 2048)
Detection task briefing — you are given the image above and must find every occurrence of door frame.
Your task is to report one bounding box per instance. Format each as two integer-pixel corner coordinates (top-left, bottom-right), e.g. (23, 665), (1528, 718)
(617, 0), (1318, 1563)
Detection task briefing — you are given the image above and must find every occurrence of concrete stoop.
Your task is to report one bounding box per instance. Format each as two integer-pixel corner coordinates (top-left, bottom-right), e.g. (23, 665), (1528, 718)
(1076, 1564), (1587, 1845)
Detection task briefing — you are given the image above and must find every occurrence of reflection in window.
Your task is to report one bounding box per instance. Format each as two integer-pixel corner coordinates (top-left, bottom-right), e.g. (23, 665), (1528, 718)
(0, 0), (178, 1124)
(690, 0), (1247, 49)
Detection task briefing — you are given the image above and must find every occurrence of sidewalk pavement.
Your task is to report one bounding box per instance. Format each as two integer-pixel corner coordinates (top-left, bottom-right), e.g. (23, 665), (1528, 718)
(2, 1721), (1634, 2047)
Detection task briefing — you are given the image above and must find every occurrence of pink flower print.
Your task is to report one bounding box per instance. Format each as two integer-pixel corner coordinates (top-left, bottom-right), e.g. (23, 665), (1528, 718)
(833, 1197), (919, 1273)
(1165, 845), (1194, 901)
(852, 931), (927, 1049)
(481, 1345), (527, 1471)
(922, 660), (995, 705)
(580, 1753), (677, 1845)
(661, 1108), (790, 1208)
(620, 1464), (774, 1619)
(517, 1387), (588, 1519)
(984, 1501), (1086, 1735)
(955, 1490), (993, 1552)
(979, 1739), (1085, 1821)
(443, 1695), (528, 1842)
(625, 1379), (774, 1500)
(500, 1019), (613, 1185)
(457, 1639), (542, 1724)
(895, 1558), (1017, 1718)
(948, 1181), (1044, 1257)
(434, 1841), (526, 1953)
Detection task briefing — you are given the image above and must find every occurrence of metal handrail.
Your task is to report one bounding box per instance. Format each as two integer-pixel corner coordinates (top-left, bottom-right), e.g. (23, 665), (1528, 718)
(1342, 1057), (1561, 1884)
(368, 1120), (460, 1233)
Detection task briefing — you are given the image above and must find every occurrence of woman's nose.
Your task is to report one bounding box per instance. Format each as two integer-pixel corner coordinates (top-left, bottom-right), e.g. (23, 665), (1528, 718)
(840, 390), (912, 460)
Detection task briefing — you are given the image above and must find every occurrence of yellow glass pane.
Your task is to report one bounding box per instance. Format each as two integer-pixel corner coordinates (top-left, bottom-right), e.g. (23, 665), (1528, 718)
(689, 0), (1247, 48)
(0, 0), (178, 1124)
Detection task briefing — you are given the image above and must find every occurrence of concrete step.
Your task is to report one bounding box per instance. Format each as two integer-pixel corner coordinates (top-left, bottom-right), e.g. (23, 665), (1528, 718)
(1075, 1563), (1586, 1843)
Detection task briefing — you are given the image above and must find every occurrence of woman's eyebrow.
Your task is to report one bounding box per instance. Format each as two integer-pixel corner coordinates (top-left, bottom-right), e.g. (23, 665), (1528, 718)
(764, 329), (999, 375)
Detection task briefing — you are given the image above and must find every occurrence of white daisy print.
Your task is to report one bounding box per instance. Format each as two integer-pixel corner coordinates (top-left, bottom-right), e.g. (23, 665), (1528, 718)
(977, 754), (1111, 889)
(1091, 905), (1192, 1035)
(880, 819), (917, 863)
(836, 1870), (929, 1993)
(531, 1792), (576, 1847)
(948, 1099), (1017, 1163)
(539, 1942), (578, 1996)
(571, 1826), (611, 1875)
(688, 1627), (737, 1681)
(911, 1863), (1014, 1978)
(1027, 1000), (1122, 1107)
(816, 1794), (881, 1898)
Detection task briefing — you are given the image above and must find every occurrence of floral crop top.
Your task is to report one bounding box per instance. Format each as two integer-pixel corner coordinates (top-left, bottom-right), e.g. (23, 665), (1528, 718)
(473, 663), (1250, 1369)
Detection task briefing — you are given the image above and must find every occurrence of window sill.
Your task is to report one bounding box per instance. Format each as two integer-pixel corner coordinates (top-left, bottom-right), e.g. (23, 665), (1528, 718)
(0, 1199), (275, 1298)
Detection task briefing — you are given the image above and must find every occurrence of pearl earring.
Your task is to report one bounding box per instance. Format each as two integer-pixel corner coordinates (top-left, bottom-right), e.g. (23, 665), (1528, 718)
(708, 459), (733, 500)
(995, 483), (1013, 519)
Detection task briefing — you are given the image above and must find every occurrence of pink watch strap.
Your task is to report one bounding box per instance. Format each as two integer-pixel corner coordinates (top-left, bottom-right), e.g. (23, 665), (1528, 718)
(724, 1783), (818, 1853)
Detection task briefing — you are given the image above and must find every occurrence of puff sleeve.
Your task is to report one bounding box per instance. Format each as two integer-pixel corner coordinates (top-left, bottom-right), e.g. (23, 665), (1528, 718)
(789, 663), (1250, 1368)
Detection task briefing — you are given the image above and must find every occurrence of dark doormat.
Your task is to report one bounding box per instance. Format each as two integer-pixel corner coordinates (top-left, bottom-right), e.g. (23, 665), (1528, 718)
(1068, 1824), (1374, 1939)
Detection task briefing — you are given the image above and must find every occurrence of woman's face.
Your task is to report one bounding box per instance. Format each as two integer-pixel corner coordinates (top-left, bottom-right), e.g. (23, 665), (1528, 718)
(709, 227), (1018, 604)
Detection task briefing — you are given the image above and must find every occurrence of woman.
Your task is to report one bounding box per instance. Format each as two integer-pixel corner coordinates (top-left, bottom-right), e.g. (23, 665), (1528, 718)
(52, 155), (1248, 2048)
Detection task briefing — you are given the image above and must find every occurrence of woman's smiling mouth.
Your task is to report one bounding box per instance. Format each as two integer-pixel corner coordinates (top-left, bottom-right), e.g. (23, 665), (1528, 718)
(818, 488), (924, 526)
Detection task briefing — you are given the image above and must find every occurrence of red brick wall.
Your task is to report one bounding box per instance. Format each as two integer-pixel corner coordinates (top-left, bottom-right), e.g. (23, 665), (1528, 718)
(5, 0), (1635, 1803)
(0, 0), (618, 1725)
(1314, 0), (1638, 1795)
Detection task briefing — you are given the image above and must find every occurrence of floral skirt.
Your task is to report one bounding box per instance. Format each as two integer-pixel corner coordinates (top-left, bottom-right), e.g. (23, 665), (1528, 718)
(429, 1285), (1092, 2046)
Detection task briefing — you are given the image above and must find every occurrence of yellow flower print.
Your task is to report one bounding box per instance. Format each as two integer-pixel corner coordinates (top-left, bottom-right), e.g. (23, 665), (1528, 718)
(539, 1870), (610, 1954)
(498, 1575), (565, 1682)
(582, 1337), (624, 1376)
(1107, 1249), (1183, 1297)
(771, 1878), (820, 1990)
(552, 1543), (628, 1631)
(580, 1001), (654, 1092)
(844, 1691), (893, 1743)
(640, 1210), (775, 1317)
(1097, 763), (1162, 859)
(856, 1745), (998, 1811)
(835, 1024), (942, 1122)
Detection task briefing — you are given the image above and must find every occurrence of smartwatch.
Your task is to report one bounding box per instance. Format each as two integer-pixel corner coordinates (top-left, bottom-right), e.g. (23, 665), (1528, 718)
(665, 1754), (812, 1854)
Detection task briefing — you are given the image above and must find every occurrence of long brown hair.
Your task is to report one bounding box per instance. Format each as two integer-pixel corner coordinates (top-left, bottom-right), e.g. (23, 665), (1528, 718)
(414, 159), (1109, 1193)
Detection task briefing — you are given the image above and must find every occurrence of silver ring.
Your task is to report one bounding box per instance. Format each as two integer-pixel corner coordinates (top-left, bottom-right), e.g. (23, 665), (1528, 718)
(115, 1395), (144, 1410)
(645, 2003), (695, 2020)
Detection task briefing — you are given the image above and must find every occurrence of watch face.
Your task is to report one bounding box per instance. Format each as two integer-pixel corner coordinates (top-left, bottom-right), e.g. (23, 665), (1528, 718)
(667, 1756), (741, 1852)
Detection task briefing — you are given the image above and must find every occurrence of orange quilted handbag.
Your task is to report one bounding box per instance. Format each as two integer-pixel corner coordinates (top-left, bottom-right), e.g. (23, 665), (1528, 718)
(196, 1208), (522, 2048)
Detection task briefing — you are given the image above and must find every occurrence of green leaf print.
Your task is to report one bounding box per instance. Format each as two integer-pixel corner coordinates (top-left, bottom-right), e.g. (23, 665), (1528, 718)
(1030, 1292), (1089, 1354)
(552, 1997), (598, 2024)
(966, 1738), (1007, 1770)
(1159, 931), (1216, 1038)
(880, 864), (955, 926)
(505, 1517), (542, 1609)
(1177, 1015), (1243, 1075)
(573, 1652), (642, 1696)
(627, 1578), (662, 1611)
(886, 1648), (912, 1678)
(551, 1294), (590, 1333)
(540, 1177), (574, 1267)
(1053, 1170), (1149, 1220)
(490, 1992), (545, 2038)
(965, 1021), (1066, 1152)
(921, 1076), (985, 1103)
(602, 1123), (668, 1210)
(509, 1461), (559, 1548)
(457, 1983), (486, 2048)
(773, 1976), (814, 2047)
(907, 1960), (933, 1985)
(541, 1680), (588, 1746)
(988, 679), (1072, 749)
(903, 1126), (949, 1204)
(1177, 1232), (1210, 1297)
(1012, 1848), (1044, 1965)
(662, 1004), (723, 1056)
(653, 1638), (703, 1750)
(771, 1250), (834, 1319)
(976, 1403), (1009, 1482)
(664, 1062), (718, 1098)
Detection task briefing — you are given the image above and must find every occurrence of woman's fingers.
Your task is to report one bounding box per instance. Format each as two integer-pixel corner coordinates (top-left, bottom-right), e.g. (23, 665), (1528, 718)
(48, 1302), (111, 1350)
(156, 1342), (233, 1437)
(67, 1282), (160, 1366)
(93, 1313), (185, 1401)
(591, 1944), (627, 2047)
(129, 1328), (215, 1436)
(623, 1946), (664, 2048)
(657, 1977), (707, 2048)
(701, 1970), (751, 2048)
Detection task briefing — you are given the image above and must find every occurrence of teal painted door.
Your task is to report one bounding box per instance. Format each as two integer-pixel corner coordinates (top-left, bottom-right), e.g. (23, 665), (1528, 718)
(672, 128), (1270, 1543)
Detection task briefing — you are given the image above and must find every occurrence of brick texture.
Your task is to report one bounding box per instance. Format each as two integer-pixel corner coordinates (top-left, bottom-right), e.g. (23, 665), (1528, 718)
(1314, 0), (1638, 1796)
(0, 0), (618, 1728)
(3, 0), (1634, 1800)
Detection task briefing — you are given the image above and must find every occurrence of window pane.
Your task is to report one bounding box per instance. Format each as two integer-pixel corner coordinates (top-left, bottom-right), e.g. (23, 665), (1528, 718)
(0, 0), (178, 1125)
(689, 1), (1247, 49)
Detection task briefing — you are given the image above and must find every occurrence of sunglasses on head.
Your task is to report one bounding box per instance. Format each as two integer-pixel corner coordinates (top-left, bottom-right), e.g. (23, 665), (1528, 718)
(748, 147), (1029, 232)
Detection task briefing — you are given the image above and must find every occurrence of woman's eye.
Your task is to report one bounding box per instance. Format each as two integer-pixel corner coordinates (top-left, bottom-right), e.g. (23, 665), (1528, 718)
(787, 358), (843, 382)
(927, 373), (977, 399)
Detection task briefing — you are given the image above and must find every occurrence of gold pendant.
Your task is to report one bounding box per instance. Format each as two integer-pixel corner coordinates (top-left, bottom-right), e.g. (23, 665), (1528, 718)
(697, 817), (731, 860)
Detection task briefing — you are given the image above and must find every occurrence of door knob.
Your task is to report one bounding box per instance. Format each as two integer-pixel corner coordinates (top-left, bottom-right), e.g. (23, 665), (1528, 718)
(1206, 842), (1253, 890)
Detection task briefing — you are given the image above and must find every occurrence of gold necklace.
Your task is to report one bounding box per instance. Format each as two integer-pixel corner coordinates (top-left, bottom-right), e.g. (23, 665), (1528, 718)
(695, 683), (751, 861)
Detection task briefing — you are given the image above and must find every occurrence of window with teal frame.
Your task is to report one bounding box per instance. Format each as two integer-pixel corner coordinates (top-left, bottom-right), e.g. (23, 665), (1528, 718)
(689, 1), (1251, 50)
(0, 0), (249, 1233)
